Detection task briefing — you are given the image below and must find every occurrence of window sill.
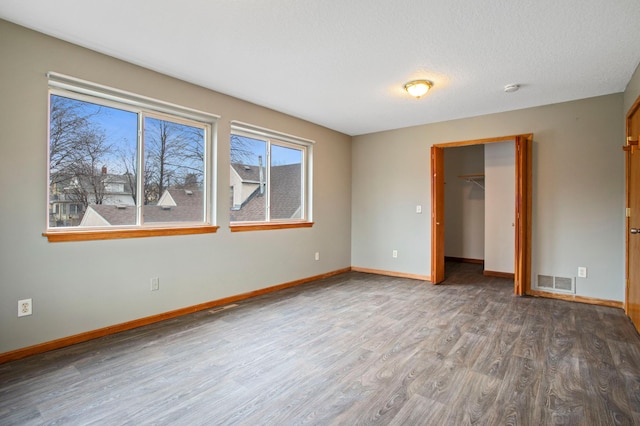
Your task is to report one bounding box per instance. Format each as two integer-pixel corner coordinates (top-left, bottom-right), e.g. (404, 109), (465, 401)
(43, 225), (219, 242)
(230, 222), (314, 232)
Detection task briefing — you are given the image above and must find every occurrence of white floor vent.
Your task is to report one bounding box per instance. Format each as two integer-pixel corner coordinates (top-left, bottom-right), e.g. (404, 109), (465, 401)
(536, 274), (575, 294)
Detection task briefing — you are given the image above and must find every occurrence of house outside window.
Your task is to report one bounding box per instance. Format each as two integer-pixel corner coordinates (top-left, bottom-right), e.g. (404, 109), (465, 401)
(45, 73), (218, 241)
(229, 122), (313, 230)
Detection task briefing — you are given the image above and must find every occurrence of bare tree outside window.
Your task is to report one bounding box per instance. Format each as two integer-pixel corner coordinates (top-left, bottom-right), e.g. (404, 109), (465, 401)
(230, 134), (256, 164)
(49, 91), (209, 229)
(144, 117), (204, 204)
(49, 95), (120, 226)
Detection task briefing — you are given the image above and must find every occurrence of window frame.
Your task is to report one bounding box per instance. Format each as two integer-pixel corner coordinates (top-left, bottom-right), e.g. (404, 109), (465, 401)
(229, 121), (314, 232)
(43, 73), (219, 242)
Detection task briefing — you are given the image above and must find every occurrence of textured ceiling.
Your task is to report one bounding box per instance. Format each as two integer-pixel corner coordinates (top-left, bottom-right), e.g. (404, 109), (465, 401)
(1, 0), (639, 136)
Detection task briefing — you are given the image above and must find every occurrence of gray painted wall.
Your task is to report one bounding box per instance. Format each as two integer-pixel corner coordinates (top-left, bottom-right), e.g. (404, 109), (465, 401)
(0, 20), (352, 353)
(1, 18), (636, 355)
(444, 145), (485, 260)
(484, 141), (515, 274)
(353, 94), (624, 301)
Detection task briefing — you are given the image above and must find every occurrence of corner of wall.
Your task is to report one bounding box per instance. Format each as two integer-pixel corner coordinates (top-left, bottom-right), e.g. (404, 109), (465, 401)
(624, 61), (640, 114)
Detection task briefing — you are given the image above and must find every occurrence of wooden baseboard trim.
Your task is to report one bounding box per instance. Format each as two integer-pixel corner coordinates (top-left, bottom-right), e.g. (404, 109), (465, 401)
(445, 256), (484, 265)
(527, 289), (623, 309)
(2, 267), (624, 364)
(483, 270), (515, 279)
(351, 266), (430, 282)
(0, 267), (351, 365)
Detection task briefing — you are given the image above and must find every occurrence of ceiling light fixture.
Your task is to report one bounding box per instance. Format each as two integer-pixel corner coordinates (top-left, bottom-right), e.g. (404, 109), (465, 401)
(504, 84), (520, 93)
(404, 80), (433, 99)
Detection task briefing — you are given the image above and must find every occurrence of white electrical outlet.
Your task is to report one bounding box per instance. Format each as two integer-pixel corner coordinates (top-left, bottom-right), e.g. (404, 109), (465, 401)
(392, 250), (398, 258)
(416, 205), (422, 214)
(315, 252), (320, 261)
(18, 298), (32, 317)
(151, 277), (160, 291)
(577, 267), (587, 278)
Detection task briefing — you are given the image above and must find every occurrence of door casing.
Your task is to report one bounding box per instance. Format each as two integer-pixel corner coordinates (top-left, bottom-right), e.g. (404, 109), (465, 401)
(430, 134), (532, 295)
(625, 96), (640, 331)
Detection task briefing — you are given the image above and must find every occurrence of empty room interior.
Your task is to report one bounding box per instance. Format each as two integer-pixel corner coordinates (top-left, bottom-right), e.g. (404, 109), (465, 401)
(2, 1), (640, 424)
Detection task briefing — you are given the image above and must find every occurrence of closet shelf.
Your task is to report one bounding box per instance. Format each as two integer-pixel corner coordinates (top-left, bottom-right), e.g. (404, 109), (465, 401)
(458, 174), (485, 190)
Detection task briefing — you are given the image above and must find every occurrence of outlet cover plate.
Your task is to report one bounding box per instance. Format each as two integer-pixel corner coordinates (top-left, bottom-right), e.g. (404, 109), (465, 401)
(18, 298), (32, 317)
(577, 267), (587, 278)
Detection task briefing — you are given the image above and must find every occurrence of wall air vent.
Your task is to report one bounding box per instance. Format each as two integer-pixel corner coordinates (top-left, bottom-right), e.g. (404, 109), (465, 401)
(554, 277), (573, 292)
(537, 275), (554, 289)
(536, 274), (575, 294)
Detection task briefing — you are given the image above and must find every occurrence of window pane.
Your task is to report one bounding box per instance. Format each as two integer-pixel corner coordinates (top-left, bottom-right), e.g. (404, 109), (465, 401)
(229, 135), (267, 222)
(270, 144), (303, 220)
(49, 94), (138, 228)
(143, 116), (205, 223)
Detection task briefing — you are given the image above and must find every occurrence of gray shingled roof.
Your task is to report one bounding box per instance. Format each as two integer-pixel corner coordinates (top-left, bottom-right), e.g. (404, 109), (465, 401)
(231, 163), (262, 183)
(146, 189), (204, 223)
(230, 163), (301, 222)
(85, 204), (136, 226)
(84, 189), (204, 225)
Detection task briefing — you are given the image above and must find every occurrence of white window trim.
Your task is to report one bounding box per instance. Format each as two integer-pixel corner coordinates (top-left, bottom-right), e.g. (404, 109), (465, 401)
(48, 72), (220, 123)
(45, 73), (219, 240)
(230, 121), (315, 147)
(230, 121), (314, 225)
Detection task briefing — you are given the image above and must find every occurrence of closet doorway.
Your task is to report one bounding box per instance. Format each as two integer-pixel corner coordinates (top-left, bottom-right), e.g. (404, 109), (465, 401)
(430, 134), (532, 295)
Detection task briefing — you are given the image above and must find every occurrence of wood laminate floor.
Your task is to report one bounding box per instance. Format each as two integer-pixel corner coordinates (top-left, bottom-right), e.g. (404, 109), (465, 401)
(2, 262), (640, 425)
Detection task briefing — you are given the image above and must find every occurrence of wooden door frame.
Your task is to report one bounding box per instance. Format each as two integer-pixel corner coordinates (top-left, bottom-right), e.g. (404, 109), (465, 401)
(430, 134), (533, 295)
(430, 146), (445, 283)
(625, 96), (640, 317)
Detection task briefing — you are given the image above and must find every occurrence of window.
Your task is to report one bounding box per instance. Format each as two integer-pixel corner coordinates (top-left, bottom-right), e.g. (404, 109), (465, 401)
(229, 122), (313, 231)
(45, 73), (218, 242)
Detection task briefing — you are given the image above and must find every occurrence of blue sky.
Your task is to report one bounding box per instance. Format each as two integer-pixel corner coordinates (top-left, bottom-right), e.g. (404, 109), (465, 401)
(53, 94), (301, 171)
(233, 135), (302, 166)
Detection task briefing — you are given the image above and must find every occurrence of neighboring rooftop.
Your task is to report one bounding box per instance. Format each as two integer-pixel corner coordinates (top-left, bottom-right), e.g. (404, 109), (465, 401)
(231, 163), (262, 183)
(80, 189), (204, 226)
(230, 163), (301, 222)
